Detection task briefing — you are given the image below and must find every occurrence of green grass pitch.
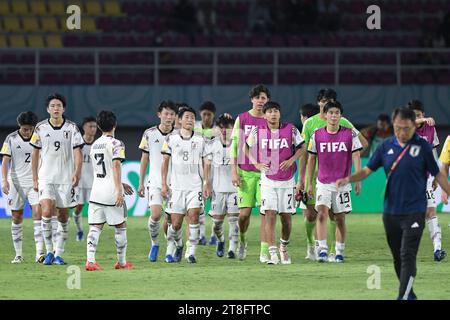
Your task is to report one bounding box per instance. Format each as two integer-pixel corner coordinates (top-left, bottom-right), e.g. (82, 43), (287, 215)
(0, 214), (449, 300)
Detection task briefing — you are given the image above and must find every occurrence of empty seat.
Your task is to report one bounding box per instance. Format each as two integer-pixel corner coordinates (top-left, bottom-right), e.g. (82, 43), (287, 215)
(86, 1), (103, 15)
(41, 17), (59, 32)
(104, 1), (122, 15)
(3, 17), (21, 32)
(46, 35), (63, 48)
(48, 0), (67, 15)
(0, 1), (10, 15)
(0, 35), (7, 48)
(11, 1), (28, 14)
(22, 17), (39, 32)
(9, 35), (26, 48)
(28, 35), (45, 48)
(30, 1), (47, 15)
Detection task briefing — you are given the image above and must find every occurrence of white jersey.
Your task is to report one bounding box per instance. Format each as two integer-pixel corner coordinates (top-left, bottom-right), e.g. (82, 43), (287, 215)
(89, 135), (126, 206)
(161, 130), (207, 191)
(79, 139), (94, 188)
(206, 137), (235, 193)
(30, 118), (84, 185)
(1, 130), (34, 187)
(139, 126), (173, 188)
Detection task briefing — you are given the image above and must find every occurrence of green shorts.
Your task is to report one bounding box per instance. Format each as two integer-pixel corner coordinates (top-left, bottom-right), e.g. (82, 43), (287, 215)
(304, 168), (318, 206)
(237, 169), (261, 209)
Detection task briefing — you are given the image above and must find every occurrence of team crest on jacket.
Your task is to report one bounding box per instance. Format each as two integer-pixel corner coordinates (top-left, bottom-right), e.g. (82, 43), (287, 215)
(409, 145), (421, 157)
(63, 131), (70, 139)
(191, 142), (197, 149)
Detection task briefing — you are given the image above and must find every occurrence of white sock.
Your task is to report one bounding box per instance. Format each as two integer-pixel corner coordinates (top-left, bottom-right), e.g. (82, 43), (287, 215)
(199, 213), (205, 239)
(427, 217), (442, 251)
(188, 223), (200, 256)
(269, 245), (278, 256)
(228, 216), (239, 252)
(148, 217), (160, 246)
(51, 216), (58, 248)
(87, 226), (102, 263)
(33, 220), (44, 257)
(318, 239), (328, 253)
(175, 228), (183, 247)
(55, 220), (69, 257)
(115, 227), (127, 265)
(213, 219), (225, 242)
(336, 242), (345, 256)
(74, 213), (83, 233)
(41, 217), (53, 254)
(11, 222), (23, 257)
(166, 225), (177, 256)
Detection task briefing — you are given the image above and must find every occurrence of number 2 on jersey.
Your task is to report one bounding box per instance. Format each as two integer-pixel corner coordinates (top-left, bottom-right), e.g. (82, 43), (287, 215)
(94, 153), (106, 178)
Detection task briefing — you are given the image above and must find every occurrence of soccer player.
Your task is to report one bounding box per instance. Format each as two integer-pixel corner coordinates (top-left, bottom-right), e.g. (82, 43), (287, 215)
(194, 101), (233, 246)
(194, 101), (218, 245)
(299, 88), (367, 262)
(245, 102), (306, 264)
(73, 116), (97, 242)
(407, 100), (446, 261)
(31, 93), (83, 265)
(161, 106), (208, 263)
(1, 111), (44, 263)
(204, 114), (239, 258)
(138, 100), (177, 262)
(231, 84), (270, 262)
(306, 101), (362, 263)
(440, 135), (449, 205)
(85, 110), (134, 271)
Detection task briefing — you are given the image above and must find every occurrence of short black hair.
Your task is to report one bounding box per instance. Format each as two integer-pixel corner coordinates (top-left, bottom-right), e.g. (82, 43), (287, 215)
(249, 84), (271, 99)
(216, 114), (235, 128)
(377, 113), (390, 123)
(178, 106), (196, 119)
(17, 111), (38, 126)
(317, 88), (337, 102)
(176, 102), (189, 114)
(407, 99), (425, 113)
(300, 103), (320, 118)
(392, 107), (416, 123)
(199, 101), (216, 113)
(158, 100), (178, 113)
(46, 93), (66, 108)
(96, 110), (117, 132)
(323, 101), (343, 114)
(81, 116), (96, 127)
(263, 101), (281, 113)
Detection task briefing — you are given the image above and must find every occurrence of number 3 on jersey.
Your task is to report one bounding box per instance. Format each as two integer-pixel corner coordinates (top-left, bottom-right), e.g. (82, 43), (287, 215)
(95, 153), (106, 178)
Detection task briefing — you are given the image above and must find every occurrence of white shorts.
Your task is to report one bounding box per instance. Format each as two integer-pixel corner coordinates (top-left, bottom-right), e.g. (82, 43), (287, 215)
(148, 186), (164, 207)
(315, 185), (352, 214)
(88, 202), (128, 226)
(7, 182), (39, 211)
(165, 189), (203, 215)
(260, 185), (296, 214)
(76, 187), (91, 205)
(209, 192), (239, 216)
(38, 182), (77, 208)
(426, 177), (437, 208)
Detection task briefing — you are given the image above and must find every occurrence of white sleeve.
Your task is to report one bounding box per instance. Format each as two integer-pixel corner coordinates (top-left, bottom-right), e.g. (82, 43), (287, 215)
(72, 126), (84, 148)
(161, 135), (171, 156)
(292, 126), (305, 147)
(432, 128), (439, 148)
(246, 127), (258, 147)
(308, 133), (317, 154)
(352, 130), (363, 152)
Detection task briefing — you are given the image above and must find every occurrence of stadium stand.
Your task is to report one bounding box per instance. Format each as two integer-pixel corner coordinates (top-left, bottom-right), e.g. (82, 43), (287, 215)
(0, 0), (449, 84)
